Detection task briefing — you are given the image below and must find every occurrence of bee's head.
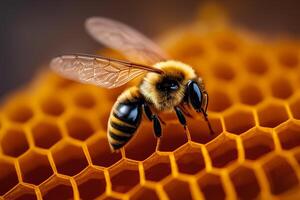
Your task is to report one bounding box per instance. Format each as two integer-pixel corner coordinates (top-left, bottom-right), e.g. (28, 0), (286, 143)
(156, 76), (181, 92)
(140, 60), (200, 111)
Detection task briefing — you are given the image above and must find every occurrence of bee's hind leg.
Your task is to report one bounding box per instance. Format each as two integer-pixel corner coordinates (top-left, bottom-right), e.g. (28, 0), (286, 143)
(174, 106), (187, 129)
(143, 103), (162, 137)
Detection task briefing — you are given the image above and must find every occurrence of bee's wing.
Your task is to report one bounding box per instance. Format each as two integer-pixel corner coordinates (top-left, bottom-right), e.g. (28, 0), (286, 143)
(85, 17), (169, 65)
(50, 54), (163, 89)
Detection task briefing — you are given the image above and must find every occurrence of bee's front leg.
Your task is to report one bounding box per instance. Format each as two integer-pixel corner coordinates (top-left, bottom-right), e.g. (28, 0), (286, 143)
(174, 106), (187, 129)
(186, 80), (214, 135)
(143, 103), (162, 137)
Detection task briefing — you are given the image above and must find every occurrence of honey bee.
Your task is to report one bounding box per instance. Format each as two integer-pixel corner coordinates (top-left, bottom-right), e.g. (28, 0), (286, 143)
(50, 17), (214, 151)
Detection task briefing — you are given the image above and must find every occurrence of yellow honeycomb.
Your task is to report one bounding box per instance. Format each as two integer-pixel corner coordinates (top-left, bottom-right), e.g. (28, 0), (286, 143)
(1, 8), (300, 200)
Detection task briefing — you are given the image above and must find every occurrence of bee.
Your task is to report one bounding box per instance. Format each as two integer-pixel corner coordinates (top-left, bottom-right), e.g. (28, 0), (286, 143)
(50, 17), (214, 151)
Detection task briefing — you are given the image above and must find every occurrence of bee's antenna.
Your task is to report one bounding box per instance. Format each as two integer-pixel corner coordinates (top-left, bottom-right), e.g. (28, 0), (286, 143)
(201, 108), (214, 135)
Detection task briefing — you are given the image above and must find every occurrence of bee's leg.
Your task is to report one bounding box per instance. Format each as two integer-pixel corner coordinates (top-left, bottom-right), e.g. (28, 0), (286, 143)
(157, 115), (166, 125)
(178, 104), (193, 118)
(143, 103), (162, 137)
(202, 91), (209, 113)
(201, 90), (214, 135)
(143, 103), (153, 121)
(186, 80), (214, 135)
(174, 106), (187, 129)
(152, 115), (162, 137)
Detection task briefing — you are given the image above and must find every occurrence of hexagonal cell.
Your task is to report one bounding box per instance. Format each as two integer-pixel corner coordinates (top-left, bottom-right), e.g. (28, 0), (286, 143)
(76, 169), (106, 200)
(130, 186), (159, 200)
(188, 117), (222, 144)
(40, 96), (65, 116)
(52, 142), (88, 176)
(125, 123), (157, 161)
(31, 121), (62, 149)
(41, 177), (74, 200)
(197, 173), (226, 200)
(214, 34), (238, 52)
(242, 129), (274, 160)
(163, 178), (193, 200)
(143, 154), (171, 182)
(207, 135), (238, 168)
(66, 116), (94, 141)
(158, 123), (187, 152)
(277, 48), (299, 68)
(207, 90), (232, 112)
(4, 185), (37, 200)
(174, 144), (205, 175)
(6, 104), (33, 123)
(293, 150), (300, 166)
(239, 84), (263, 105)
(1, 128), (29, 157)
(290, 97), (300, 120)
(224, 108), (255, 135)
(276, 122), (300, 150)
(212, 61), (235, 81)
(262, 155), (299, 195)
(19, 150), (53, 185)
(0, 160), (18, 195)
(271, 77), (293, 99)
(87, 137), (121, 167)
(109, 161), (139, 193)
(73, 91), (96, 109)
(244, 53), (269, 75)
(257, 103), (289, 128)
(229, 166), (261, 199)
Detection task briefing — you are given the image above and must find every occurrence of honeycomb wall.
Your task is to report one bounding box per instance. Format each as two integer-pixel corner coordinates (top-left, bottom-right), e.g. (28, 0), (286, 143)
(1, 10), (300, 200)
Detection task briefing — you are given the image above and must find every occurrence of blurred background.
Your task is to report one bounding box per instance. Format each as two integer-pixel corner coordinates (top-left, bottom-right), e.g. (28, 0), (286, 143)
(0, 0), (299, 98)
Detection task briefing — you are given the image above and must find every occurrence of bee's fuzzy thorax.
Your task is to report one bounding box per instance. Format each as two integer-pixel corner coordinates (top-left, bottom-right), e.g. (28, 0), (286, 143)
(140, 60), (198, 111)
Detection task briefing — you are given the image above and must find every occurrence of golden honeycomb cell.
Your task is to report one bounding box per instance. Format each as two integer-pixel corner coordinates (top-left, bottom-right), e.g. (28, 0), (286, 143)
(0, 159), (18, 196)
(257, 102), (289, 128)
(197, 172), (226, 200)
(31, 120), (62, 149)
(262, 154), (299, 195)
(109, 160), (140, 193)
(163, 178), (193, 200)
(241, 128), (275, 160)
(75, 167), (106, 199)
(276, 121), (300, 150)
(143, 153), (171, 182)
(1, 5), (300, 199)
(1, 128), (29, 157)
(40, 176), (74, 200)
(238, 84), (264, 105)
(39, 96), (65, 117)
(223, 107), (255, 135)
(206, 134), (238, 168)
(229, 165), (261, 199)
(243, 53), (269, 75)
(174, 143), (205, 175)
(51, 140), (89, 176)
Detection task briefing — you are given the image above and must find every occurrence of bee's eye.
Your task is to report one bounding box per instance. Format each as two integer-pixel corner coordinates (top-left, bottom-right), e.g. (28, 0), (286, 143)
(157, 79), (179, 91)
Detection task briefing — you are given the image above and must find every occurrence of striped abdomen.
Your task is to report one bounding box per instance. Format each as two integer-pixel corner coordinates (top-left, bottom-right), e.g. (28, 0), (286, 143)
(108, 87), (143, 150)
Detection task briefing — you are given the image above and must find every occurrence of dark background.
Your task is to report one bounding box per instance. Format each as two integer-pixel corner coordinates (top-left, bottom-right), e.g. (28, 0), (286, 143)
(0, 0), (299, 98)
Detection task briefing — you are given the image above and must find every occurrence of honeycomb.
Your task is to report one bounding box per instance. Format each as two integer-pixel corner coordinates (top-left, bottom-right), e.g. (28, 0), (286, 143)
(1, 7), (300, 200)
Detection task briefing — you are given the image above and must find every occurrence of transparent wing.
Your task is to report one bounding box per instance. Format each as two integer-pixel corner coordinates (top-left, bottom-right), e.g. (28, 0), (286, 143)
(85, 17), (169, 65)
(50, 54), (163, 89)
